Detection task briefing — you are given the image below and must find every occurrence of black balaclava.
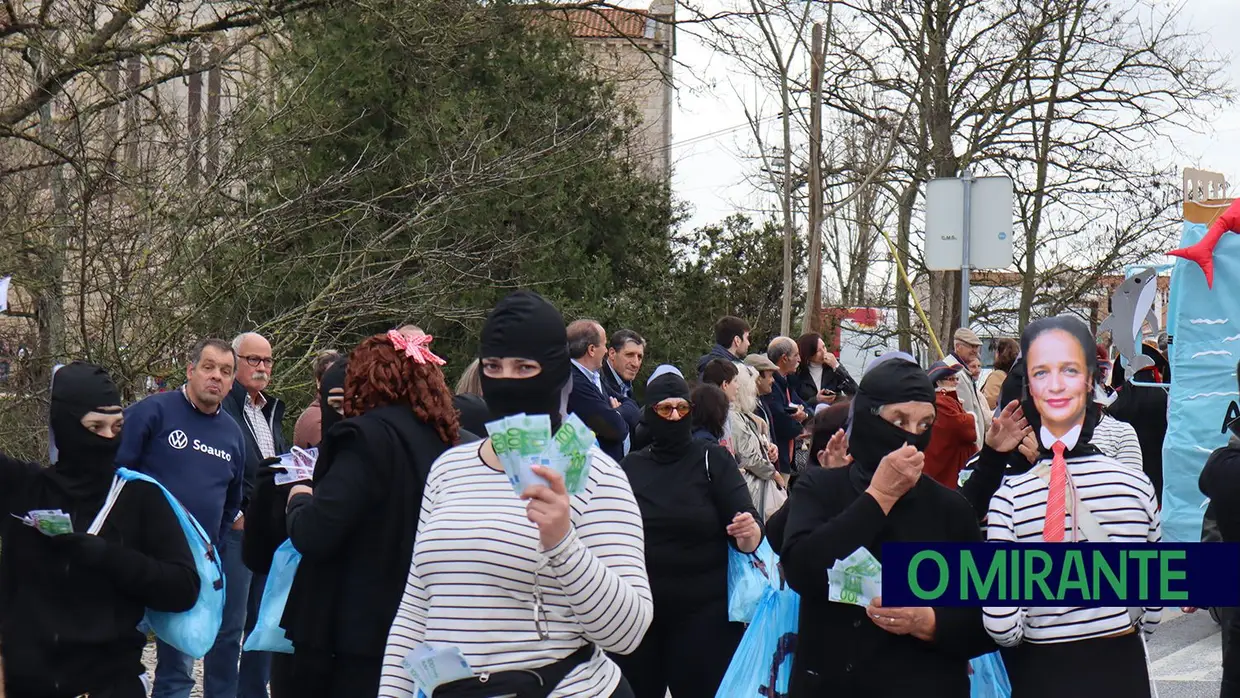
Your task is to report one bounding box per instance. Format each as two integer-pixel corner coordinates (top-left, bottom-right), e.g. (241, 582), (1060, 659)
(479, 291), (572, 431)
(1019, 316), (1102, 455)
(644, 373), (694, 461)
(846, 355), (935, 492)
(46, 362), (123, 500)
(318, 357), (348, 437)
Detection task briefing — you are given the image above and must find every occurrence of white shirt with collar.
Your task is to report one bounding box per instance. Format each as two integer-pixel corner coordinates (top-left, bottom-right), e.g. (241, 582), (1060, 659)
(571, 359), (604, 395)
(1039, 424), (1082, 451)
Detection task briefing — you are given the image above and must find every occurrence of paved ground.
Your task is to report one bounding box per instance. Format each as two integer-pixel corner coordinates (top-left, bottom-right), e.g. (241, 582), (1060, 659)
(1149, 608), (1223, 697)
(137, 608), (1224, 698)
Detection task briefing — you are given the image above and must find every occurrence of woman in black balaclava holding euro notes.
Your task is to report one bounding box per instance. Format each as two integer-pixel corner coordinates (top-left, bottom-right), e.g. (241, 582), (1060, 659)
(379, 291), (652, 698)
(780, 353), (995, 698)
(0, 362), (200, 698)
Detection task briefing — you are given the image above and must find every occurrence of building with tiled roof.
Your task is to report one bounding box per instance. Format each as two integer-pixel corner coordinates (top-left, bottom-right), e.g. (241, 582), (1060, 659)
(543, 2), (674, 179)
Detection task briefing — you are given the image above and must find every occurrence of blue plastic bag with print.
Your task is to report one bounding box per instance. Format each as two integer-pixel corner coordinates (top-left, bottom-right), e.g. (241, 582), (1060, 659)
(727, 538), (779, 623)
(715, 582), (801, 698)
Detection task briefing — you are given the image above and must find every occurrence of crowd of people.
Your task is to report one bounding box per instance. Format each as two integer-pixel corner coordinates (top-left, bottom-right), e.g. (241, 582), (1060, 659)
(0, 289), (1234, 698)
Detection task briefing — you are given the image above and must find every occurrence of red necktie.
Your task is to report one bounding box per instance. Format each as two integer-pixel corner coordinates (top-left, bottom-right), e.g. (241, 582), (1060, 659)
(1043, 441), (1067, 542)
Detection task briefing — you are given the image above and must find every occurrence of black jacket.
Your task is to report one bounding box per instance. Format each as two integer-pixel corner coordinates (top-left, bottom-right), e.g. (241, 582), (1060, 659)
(453, 393), (491, 438)
(1109, 367), (1169, 504)
(620, 441), (762, 610)
(282, 405), (450, 657)
(761, 372), (806, 473)
(793, 363), (859, 405)
(697, 344), (738, 378)
(601, 362), (642, 433)
(1199, 435), (1240, 698)
(781, 467), (994, 697)
(221, 381), (287, 512)
(0, 456), (199, 697)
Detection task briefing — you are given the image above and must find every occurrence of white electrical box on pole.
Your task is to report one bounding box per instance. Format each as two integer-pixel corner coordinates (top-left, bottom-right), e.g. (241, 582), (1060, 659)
(924, 174), (1014, 327)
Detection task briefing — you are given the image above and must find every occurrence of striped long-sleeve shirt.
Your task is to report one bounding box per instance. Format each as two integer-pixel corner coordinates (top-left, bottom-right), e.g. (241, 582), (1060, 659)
(983, 451), (1162, 646)
(1091, 414), (1143, 472)
(378, 443), (653, 697)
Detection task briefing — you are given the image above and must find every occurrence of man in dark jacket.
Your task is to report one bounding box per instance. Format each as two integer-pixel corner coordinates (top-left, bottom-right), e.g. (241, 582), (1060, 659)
(762, 336), (808, 474)
(566, 320), (630, 461)
(601, 329), (644, 434)
(1110, 343), (1170, 504)
(217, 332), (287, 698)
(696, 315), (751, 377)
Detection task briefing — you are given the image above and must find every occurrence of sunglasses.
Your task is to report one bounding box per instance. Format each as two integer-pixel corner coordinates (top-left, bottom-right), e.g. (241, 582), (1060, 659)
(653, 402), (692, 419)
(239, 355), (274, 368)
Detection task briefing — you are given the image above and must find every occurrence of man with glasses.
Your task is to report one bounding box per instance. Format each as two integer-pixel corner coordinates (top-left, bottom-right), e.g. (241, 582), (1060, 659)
(216, 332), (287, 698)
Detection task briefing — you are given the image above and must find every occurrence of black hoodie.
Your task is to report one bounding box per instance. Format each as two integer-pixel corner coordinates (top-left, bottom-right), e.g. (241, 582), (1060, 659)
(0, 362), (199, 697)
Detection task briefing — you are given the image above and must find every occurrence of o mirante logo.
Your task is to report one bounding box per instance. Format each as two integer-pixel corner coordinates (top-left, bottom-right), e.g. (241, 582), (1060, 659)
(878, 542), (1240, 608)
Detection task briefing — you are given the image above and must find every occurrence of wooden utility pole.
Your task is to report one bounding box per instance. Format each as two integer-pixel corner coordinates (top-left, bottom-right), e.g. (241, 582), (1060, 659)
(802, 22), (825, 334)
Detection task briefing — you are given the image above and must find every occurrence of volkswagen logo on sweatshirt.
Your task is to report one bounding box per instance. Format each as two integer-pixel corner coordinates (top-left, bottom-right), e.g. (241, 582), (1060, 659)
(168, 430), (189, 450)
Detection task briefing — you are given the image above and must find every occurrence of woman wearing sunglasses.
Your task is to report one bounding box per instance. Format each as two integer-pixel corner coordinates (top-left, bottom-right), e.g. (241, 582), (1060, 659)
(611, 369), (763, 698)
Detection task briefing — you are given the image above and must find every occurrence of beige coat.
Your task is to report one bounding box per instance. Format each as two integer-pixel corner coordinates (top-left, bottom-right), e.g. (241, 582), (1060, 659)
(729, 408), (786, 520)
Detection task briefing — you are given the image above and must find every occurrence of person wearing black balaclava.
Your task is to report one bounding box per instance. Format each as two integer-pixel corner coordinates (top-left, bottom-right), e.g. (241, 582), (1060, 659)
(240, 356), (348, 698)
(610, 372), (763, 698)
(0, 362), (199, 698)
(379, 291), (651, 698)
(781, 354), (995, 698)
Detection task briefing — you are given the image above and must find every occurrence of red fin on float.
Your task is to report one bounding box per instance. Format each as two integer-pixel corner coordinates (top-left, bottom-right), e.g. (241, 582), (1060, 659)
(1168, 198), (1240, 289)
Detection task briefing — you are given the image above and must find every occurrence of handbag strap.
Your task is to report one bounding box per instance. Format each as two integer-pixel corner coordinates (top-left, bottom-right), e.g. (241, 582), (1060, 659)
(1033, 463), (1143, 627)
(86, 475), (127, 536)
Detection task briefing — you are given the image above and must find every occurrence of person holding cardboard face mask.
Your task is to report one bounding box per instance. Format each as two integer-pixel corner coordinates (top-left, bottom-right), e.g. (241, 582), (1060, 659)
(983, 316), (1162, 697)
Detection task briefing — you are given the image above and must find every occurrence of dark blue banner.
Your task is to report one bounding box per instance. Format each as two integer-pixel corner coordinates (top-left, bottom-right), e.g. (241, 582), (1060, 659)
(879, 543), (1240, 607)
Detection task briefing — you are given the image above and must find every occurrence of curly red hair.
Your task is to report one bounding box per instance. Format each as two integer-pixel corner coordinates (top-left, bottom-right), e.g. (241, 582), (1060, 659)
(343, 334), (460, 445)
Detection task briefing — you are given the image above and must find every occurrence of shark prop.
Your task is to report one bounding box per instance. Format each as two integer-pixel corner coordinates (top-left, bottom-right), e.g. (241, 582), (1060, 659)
(1168, 197), (1240, 289)
(1097, 267), (1159, 375)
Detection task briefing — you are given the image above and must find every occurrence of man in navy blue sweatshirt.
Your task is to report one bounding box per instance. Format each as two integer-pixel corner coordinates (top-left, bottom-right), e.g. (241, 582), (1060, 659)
(117, 338), (246, 698)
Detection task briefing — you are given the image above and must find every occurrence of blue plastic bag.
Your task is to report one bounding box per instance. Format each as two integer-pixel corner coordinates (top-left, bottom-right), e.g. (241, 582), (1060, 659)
(116, 468), (226, 659)
(243, 539), (301, 653)
(715, 583), (801, 698)
(728, 539), (779, 623)
(969, 651), (1012, 698)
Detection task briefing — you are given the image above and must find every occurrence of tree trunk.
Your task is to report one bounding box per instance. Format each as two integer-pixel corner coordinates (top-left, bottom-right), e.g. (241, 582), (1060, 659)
(895, 182), (917, 354)
(923, 0), (960, 344)
(34, 47), (68, 386)
(780, 67), (794, 336)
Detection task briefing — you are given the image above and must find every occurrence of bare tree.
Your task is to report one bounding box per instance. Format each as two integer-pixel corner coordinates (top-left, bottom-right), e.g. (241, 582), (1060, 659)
(803, 0), (1228, 343)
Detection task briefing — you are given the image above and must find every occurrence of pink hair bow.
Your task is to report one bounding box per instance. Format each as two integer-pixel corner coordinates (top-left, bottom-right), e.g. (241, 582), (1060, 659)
(386, 330), (447, 366)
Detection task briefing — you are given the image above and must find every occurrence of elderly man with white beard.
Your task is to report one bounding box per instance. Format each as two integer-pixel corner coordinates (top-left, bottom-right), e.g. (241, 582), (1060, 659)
(217, 331), (288, 698)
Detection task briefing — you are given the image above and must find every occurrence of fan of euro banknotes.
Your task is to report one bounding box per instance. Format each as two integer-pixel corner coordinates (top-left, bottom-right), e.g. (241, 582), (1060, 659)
(828, 547), (883, 607)
(273, 446), (319, 486)
(486, 413), (596, 496)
